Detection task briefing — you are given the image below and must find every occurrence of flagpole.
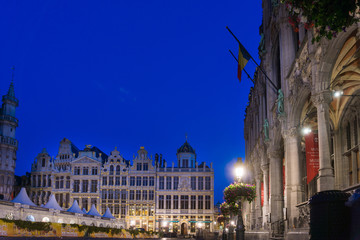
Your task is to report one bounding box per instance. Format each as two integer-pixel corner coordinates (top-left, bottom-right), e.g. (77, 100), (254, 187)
(226, 26), (278, 92)
(229, 50), (254, 83)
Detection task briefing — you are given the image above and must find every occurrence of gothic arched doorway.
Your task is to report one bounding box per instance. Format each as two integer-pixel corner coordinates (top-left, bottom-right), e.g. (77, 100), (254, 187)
(181, 223), (187, 235)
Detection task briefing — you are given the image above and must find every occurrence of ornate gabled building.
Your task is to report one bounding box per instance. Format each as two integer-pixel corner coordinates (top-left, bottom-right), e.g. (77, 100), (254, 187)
(243, 1), (360, 239)
(30, 139), (215, 234)
(0, 82), (19, 200)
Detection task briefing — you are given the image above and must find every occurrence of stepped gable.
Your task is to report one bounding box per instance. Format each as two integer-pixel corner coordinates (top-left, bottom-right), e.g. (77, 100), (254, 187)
(67, 200), (83, 214)
(12, 188), (37, 206)
(87, 204), (101, 217)
(102, 207), (115, 219)
(44, 194), (63, 211)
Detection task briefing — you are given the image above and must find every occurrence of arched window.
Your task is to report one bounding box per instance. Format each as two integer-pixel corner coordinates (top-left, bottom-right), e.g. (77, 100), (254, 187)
(110, 165), (114, 175)
(116, 165), (120, 175)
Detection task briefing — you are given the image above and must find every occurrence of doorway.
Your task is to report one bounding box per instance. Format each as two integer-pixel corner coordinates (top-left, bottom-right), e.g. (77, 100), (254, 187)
(181, 223), (187, 235)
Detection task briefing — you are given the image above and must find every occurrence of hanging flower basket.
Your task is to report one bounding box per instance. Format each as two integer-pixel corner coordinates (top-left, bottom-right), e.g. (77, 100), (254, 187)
(217, 215), (229, 224)
(220, 202), (241, 217)
(224, 182), (256, 204)
(281, 0), (360, 42)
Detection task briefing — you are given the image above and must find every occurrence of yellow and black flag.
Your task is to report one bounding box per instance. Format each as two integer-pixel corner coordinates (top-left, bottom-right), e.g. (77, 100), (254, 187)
(237, 43), (251, 82)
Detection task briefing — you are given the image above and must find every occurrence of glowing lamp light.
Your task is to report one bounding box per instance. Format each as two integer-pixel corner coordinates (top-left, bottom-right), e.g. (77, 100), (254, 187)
(130, 220), (135, 226)
(197, 222), (203, 228)
(333, 90), (343, 98)
(214, 221), (217, 225)
(162, 221), (168, 227)
(230, 220), (235, 226)
(235, 167), (244, 179)
(302, 127), (312, 135)
(225, 228), (229, 232)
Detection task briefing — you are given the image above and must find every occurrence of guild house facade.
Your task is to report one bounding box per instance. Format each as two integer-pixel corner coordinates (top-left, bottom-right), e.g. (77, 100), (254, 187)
(30, 139), (215, 233)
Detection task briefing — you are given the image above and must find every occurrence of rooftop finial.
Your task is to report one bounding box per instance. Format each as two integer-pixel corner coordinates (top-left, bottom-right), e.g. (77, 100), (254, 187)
(11, 66), (15, 82)
(185, 132), (188, 142)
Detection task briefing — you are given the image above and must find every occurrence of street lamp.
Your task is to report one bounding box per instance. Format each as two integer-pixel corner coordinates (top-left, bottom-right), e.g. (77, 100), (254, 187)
(234, 158), (245, 240)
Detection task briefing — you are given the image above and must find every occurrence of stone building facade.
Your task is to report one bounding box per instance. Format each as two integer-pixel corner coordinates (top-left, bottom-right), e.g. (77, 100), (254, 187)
(243, 1), (360, 239)
(0, 82), (19, 201)
(30, 139), (215, 233)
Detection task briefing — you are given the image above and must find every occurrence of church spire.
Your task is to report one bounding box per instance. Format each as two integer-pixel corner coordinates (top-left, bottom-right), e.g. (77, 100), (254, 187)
(7, 66), (15, 97)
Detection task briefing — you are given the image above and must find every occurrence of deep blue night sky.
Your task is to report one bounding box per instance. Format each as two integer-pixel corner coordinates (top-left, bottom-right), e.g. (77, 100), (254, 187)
(0, 0), (262, 203)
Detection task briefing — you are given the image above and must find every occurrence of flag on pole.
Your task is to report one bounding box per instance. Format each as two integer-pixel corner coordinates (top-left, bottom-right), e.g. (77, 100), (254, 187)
(237, 43), (251, 82)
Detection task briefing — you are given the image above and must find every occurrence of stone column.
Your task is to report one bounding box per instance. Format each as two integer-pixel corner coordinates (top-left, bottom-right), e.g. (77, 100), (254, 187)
(255, 171), (262, 229)
(284, 127), (304, 227)
(261, 164), (269, 227)
(312, 91), (335, 191)
(268, 148), (284, 223)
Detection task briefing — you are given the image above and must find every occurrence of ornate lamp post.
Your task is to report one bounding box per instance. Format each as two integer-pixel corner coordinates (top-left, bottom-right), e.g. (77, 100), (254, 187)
(234, 158), (245, 240)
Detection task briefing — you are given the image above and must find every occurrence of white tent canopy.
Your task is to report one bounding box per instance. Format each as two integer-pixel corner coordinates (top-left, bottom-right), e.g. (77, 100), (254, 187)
(67, 200), (83, 214)
(43, 194), (63, 211)
(102, 207), (115, 219)
(87, 204), (101, 217)
(12, 187), (37, 206)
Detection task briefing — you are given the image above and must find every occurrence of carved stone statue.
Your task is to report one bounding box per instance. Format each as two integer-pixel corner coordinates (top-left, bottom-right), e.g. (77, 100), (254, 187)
(263, 118), (269, 141)
(276, 89), (284, 115)
(258, 33), (266, 58)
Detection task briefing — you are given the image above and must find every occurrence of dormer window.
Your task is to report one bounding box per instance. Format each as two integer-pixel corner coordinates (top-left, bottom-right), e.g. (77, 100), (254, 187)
(143, 163), (148, 171)
(137, 163), (142, 171)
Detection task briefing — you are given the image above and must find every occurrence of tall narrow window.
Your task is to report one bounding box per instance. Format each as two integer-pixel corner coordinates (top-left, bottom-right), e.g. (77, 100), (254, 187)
(349, 155), (353, 186)
(181, 195), (189, 209)
(136, 177), (142, 186)
(173, 195), (179, 209)
(122, 176), (127, 186)
(143, 190), (148, 200)
(198, 195), (203, 209)
(205, 196), (211, 209)
(143, 177), (148, 186)
(91, 180), (97, 192)
(149, 177), (155, 186)
(143, 163), (148, 171)
(198, 177), (204, 190)
(174, 177), (179, 190)
(137, 163), (142, 171)
(115, 177), (120, 186)
(205, 177), (211, 190)
(83, 167), (89, 175)
(149, 190), (154, 200)
(136, 190), (141, 200)
(130, 190), (134, 200)
(116, 165), (121, 175)
(159, 177), (164, 190)
(166, 195), (171, 209)
(166, 177), (172, 190)
(66, 176), (70, 189)
(110, 165), (114, 175)
(130, 177), (135, 186)
(74, 180), (80, 192)
(191, 177), (196, 190)
(102, 176), (107, 186)
(191, 196), (196, 209)
(159, 195), (164, 209)
(82, 180), (88, 193)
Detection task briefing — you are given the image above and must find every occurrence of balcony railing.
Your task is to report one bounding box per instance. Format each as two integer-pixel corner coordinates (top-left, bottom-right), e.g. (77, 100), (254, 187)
(0, 114), (18, 125)
(0, 135), (18, 148)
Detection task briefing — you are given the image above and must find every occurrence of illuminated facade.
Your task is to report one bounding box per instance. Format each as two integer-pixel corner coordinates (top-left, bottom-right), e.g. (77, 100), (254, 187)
(243, 1), (360, 239)
(30, 139), (215, 233)
(0, 82), (19, 201)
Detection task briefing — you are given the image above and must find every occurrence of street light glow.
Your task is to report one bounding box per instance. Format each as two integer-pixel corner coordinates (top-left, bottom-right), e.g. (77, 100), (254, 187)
(235, 167), (244, 179)
(302, 127), (312, 135)
(333, 90), (343, 98)
(130, 220), (135, 226)
(231, 220), (235, 226)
